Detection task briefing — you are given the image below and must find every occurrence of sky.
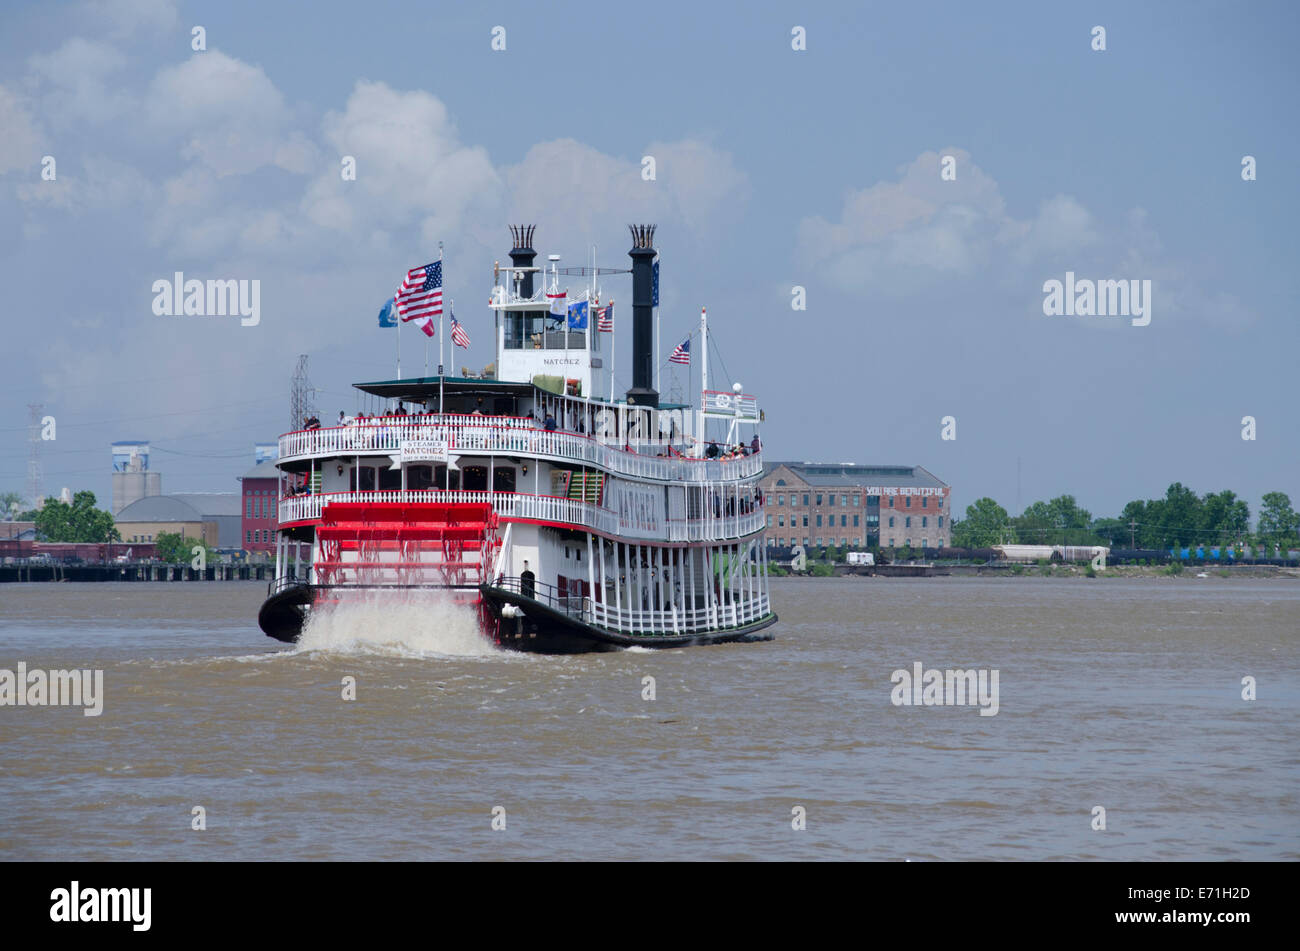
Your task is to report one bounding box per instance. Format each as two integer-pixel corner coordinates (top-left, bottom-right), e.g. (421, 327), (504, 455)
(1, 0), (1297, 521)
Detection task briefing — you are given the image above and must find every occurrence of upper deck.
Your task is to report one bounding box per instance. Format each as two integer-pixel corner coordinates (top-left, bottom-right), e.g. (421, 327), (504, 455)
(277, 411), (764, 484)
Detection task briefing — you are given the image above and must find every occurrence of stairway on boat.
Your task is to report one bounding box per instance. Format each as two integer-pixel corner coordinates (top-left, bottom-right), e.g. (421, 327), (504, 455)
(553, 469), (604, 505)
(313, 501), (499, 589)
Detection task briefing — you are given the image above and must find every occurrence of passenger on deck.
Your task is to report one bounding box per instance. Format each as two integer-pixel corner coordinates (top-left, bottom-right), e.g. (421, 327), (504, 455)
(706, 441), (720, 458)
(396, 404), (408, 416)
(751, 434), (760, 454)
(471, 398), (486, 416)
(543, 413), (557, 432)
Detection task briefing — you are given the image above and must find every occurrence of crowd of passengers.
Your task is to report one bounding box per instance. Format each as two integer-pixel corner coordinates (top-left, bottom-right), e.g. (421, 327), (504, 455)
(299, 401), (762, 462)
(711, 486), (763, 519)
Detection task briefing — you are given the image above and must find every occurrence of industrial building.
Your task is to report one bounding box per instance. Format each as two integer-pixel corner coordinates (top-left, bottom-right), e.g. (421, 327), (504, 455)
(109, 442), (274, 557)
(111, 441), (161, 515)
(760, 462), (952, 551)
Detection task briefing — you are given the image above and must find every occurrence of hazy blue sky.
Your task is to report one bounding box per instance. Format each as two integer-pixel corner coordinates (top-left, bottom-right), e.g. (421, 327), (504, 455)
(1, 0), (1296, 520)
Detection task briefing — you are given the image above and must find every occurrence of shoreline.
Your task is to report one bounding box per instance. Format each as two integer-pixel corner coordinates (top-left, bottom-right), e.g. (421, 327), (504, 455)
(776, 564), (1300, 580)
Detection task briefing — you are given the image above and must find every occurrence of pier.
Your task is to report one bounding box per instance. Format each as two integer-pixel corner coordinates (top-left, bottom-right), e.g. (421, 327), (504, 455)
(0, 564), (275, 583)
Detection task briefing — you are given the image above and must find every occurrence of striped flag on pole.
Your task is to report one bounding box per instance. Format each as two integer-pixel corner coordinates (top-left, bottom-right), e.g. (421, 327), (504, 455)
(596, 302), (614, 332)
(670, 336), (690, 365)
(394, 260), (442, 337)
(450, 313), (470, 349)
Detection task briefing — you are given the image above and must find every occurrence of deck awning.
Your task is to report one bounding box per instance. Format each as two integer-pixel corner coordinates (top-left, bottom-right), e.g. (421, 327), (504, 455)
(352, 376), (535, 402)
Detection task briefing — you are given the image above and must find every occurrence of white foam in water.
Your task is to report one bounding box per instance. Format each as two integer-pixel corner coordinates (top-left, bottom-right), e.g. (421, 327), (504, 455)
(296, 589), (500, 657)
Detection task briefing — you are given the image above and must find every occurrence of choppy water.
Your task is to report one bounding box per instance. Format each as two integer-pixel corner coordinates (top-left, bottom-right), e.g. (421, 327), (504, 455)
(1, 577), (1296, 860)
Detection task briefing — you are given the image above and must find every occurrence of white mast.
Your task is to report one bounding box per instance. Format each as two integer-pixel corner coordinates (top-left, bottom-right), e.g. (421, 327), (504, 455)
(699, 306), (708, 455)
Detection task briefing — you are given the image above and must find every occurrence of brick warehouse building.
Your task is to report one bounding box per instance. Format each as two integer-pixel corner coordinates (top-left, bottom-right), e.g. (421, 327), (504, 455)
(760, 462), (952, 552)
(240, 459), (280, 558)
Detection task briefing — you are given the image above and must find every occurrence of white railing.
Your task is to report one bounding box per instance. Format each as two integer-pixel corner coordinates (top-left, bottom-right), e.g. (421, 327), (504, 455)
(586, 592), (772, 636)
(279, 489), (764, 542)
(278, 416), (764, 484)
(667, 507), (766, 541)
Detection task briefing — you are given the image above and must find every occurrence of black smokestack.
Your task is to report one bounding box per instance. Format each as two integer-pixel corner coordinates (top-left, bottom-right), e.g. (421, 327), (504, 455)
(508, 225), (537, 297)
(626, 224), (658, 409)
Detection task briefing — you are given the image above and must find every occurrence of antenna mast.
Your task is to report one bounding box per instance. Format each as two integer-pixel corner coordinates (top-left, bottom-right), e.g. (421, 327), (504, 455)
(27, 403), (44, 508)
(290, 355), (318, 429)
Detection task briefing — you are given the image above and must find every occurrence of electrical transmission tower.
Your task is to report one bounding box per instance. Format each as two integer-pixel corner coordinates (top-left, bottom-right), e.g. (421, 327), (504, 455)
(290, 355), (318, 429)
(27, 403), (44, 508)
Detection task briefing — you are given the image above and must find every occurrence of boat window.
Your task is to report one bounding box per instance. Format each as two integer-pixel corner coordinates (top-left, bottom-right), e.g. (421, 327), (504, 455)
(462, 466), (488, 491)
(433, 465), (460, 490)
(351, 466), (376, 492)
(408, 465), (434, 491)
(493, 467), (516, 493)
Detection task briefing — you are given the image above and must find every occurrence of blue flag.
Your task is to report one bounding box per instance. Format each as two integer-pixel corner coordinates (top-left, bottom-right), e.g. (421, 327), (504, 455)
(567, 300), (588, 330)
(378, 298), (397, 328)
(651, 259), (660, 306)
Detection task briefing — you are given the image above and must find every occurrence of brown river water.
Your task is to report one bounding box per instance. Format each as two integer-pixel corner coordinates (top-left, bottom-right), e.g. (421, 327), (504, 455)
(1, 577), (1296, 860)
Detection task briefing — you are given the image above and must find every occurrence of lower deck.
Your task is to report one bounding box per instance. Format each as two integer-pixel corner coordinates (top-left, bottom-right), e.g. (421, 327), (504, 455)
(267, 498), (773, 643)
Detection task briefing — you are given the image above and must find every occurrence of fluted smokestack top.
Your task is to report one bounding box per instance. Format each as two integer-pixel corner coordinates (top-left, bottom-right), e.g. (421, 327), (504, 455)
(508, 225), (538, 298)
(509, 224), (536, 251)
(629, 224), (656, 250)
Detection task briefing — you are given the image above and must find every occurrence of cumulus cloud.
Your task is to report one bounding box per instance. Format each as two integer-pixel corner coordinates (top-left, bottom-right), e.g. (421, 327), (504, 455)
(797, 149), (1015, 291)
(27, 37), (133, 124)
(16, 154), (155, 212)
(303, 80), (503, 244)
(147, 50), (319, 176)
(794, 147), (1243, 330)
(503, 137), (748, 259)
(0, 85), (46, 175)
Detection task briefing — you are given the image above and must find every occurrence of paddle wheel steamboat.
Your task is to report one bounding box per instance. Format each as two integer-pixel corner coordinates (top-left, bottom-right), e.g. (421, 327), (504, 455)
(258, 225), (776, 653)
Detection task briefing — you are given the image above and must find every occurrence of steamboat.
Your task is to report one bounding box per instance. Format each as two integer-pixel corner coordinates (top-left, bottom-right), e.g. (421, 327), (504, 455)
(258, 224), (777, 653)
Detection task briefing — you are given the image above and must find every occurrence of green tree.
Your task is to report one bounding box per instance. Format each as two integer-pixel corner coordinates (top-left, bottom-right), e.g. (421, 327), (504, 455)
(1119, 498), (1158, 549)
(951, 497), (1012, 547)
(0, 491), (25, 519)
(1161, 482), (1201, 548)
(1199, 490), (1250, 545)
(1013, 495), (1095, 546)
(1090, 517), (1126, 546)
(1258, 492), (1299, 549)
(154, 531), (216, 565)
(32, 492), (120, 543)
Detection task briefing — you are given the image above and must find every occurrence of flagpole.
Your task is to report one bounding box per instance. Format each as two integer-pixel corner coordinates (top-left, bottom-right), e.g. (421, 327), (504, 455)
(699, 306), (708, 455)
(396, 295), (401, 380)
(438, 243), (445, 416)
(439, 242), (445, 378)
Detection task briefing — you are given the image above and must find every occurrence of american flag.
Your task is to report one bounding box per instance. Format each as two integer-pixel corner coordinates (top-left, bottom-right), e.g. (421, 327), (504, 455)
(394, 260), (443, 338)
(450, 313), (470, 349)
(596, 302), (614, 333)
(670, 336), (690, 365)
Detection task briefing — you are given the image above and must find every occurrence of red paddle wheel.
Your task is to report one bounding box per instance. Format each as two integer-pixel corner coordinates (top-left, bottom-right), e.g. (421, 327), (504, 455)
(312, 500), (501, 632)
